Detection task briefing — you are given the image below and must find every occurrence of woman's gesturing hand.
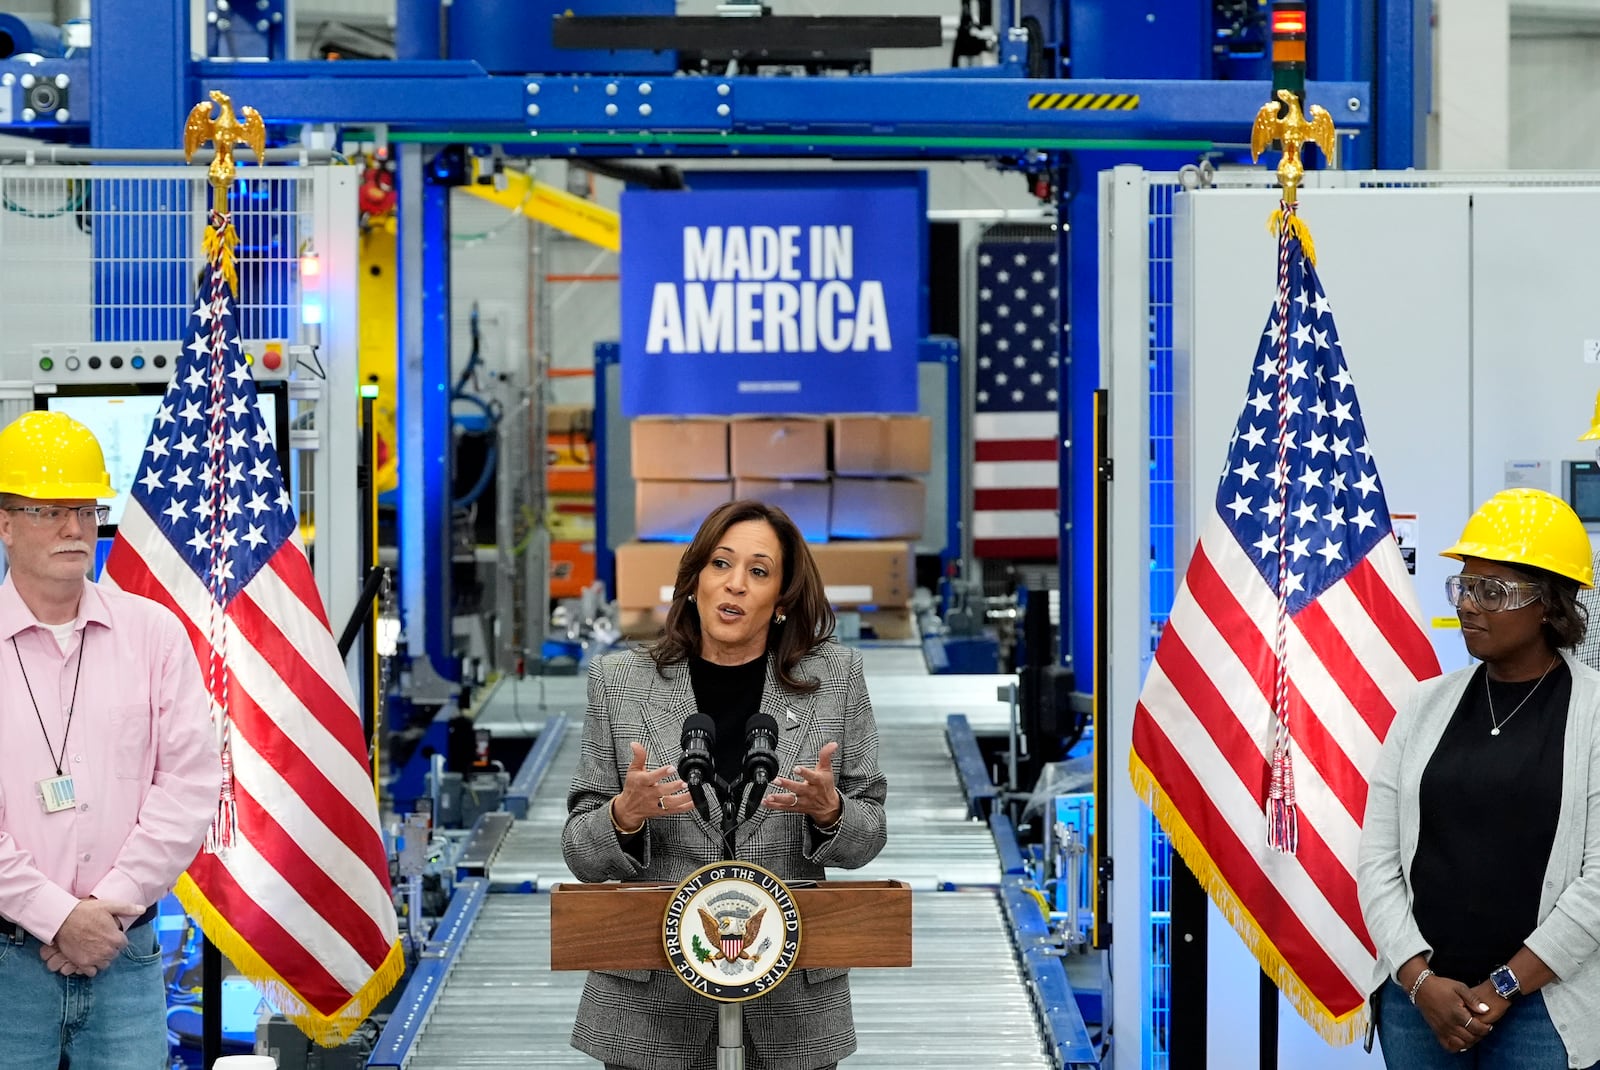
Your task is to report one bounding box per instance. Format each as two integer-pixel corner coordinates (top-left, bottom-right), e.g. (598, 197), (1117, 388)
(763, 740), (844, 825)
(612, 742), (693, 830)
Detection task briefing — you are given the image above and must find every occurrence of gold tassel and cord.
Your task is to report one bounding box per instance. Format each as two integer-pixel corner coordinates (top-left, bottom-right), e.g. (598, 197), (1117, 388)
(203, 221), (240, 297)
(1267, 209), (1318, 268)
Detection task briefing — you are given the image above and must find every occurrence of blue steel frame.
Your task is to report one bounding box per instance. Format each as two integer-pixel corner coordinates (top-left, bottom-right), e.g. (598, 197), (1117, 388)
(400, 166), (458, 681)
(11, 0), (1416, 686)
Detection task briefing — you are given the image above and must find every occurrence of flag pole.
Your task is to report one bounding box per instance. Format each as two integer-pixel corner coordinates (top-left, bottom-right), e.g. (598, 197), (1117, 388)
(1247, 7), (1335, 1064)
(181, 89), (267, 1070)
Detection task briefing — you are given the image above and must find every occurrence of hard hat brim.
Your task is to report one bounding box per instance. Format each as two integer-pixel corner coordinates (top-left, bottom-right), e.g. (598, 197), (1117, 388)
(1440, 541), (1594, 589)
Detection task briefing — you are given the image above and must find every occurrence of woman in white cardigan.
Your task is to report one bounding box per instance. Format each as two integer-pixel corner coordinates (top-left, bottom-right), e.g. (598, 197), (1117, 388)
(1358, 488), (1600, 1068)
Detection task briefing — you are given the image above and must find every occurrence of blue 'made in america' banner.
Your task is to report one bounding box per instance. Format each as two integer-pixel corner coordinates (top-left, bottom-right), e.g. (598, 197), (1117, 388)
(619, 174), (925, 416)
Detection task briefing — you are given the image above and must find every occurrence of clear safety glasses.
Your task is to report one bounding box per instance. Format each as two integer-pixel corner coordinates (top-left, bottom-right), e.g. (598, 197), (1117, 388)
(2, 505), (110, 527)
(1444, 573), (1543, 614)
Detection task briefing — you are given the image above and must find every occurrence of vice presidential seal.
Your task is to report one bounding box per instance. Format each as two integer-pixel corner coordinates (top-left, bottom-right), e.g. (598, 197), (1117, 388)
(662, 861), (802, 1002)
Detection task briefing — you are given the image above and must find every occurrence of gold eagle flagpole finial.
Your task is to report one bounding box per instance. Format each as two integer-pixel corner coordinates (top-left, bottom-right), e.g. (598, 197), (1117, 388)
(1249, 88), (1335, 206)
(182, 91), (266, 292)
(184, 90), (267, 198)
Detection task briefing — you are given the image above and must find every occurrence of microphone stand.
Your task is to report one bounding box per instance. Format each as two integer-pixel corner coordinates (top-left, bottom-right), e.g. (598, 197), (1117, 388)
(713, 772), (764, 1070)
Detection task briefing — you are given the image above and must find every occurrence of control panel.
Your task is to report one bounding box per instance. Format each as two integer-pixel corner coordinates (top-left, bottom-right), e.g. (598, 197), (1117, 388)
(30, 340), (299, 385)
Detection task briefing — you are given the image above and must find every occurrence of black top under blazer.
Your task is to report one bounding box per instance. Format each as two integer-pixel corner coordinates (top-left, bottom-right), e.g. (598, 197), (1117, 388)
(561, 642), (889, 1070)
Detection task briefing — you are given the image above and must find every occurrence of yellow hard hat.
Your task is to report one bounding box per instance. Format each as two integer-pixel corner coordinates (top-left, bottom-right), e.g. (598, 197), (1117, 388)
(0, 411), (116, 500)
(1440, 488), (1593, 588)
(1581, 388), (1600, 442)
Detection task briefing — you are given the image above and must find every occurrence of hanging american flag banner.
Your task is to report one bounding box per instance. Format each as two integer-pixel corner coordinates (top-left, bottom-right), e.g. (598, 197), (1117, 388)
(1128, 210), (1439, 1041)
(103, 134), (401, 1040)
(973, 237), (1059, 560)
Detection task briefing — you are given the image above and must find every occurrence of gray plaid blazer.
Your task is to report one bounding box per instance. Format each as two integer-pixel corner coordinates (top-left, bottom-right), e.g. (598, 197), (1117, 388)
(561, 642), (888, 1070)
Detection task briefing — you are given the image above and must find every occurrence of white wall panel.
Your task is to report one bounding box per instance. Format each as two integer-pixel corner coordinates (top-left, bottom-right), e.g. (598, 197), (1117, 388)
(1470, 189), (1600, 510)
(1510, 35), (1600, 169)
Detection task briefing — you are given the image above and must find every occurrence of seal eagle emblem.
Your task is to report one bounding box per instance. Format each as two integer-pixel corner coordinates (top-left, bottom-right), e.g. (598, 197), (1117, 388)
(663, 862), (802, 1002)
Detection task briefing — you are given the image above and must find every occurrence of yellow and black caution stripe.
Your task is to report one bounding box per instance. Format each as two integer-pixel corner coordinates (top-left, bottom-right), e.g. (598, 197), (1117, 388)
(1027, 92), (1140, 111)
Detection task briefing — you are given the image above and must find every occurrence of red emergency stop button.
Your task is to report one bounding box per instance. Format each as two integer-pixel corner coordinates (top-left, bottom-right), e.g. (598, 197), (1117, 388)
(262, 345), (284, 371)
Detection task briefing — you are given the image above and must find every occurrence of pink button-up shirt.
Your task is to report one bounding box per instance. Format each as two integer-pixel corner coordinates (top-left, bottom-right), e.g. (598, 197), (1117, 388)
(0, 577), (221, 942)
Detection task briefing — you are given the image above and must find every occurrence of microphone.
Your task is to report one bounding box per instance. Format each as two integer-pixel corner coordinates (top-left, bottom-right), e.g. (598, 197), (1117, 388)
(742, 713), (779, 789)
(679, 713), (717, 790)
(741, 713), (780, 822)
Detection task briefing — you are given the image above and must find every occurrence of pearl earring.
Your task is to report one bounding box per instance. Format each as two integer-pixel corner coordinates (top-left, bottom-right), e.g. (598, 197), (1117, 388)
(774, 611), (786, 623)
(687, 594), (696, 603)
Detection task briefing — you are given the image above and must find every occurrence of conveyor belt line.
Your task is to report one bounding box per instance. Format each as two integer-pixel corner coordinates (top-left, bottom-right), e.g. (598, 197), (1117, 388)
(506, 713), (570, 818)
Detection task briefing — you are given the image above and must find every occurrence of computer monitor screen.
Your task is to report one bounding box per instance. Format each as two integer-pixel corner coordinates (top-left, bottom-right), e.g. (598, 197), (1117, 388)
(1570, 460), (1600, 524)
(37, 382), (291, 533)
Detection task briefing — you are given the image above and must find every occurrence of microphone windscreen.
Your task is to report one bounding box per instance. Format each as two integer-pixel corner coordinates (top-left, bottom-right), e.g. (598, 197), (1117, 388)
(745, 712), (779, 741)
(683, 712), (717, 744)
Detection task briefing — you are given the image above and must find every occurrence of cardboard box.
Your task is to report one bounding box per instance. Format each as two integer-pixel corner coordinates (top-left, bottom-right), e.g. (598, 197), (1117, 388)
(832, 416), (932, 476)
(631, 419), (729, 481)
(735, 478), (831, 543)
(829, 478), (926, 540)
(808, 541), (914, 607)
(730, 418), (829, 480)
(614, 541), (690, 609)
(635, 480), (734, 541)
(548, 404), (595, 435)
(617, 609), (668, 640)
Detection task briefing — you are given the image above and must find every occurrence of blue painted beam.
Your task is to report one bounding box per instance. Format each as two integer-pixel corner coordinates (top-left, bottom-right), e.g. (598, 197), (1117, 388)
(398, 150), (459, 682)
(366, 957), (447, 1069)
(1376, 0), (1426, 168)
(92, 0), (188, 148)
(198, 60), (524, 127)
(192, 65), (1371, 141)
(424, 876), (490, 960)
(990, 811), (1028, 877)
(999, 876), (1101, 1068)
(944, 713), (999, 817)
(367, 877), (489, 1069)
(505, 713), (570, 819)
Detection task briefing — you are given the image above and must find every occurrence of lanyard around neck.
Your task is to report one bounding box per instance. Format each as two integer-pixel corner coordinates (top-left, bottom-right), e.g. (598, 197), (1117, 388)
(12, 630), (86, 778)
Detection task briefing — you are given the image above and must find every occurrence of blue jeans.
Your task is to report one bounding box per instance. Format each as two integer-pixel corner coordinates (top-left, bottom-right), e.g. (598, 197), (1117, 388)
(0, 921), (168, 1069)
(1378, 979), (1596, 1070)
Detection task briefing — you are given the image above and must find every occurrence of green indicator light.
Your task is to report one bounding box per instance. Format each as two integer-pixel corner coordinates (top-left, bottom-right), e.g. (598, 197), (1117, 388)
(39, 357), (53, 371)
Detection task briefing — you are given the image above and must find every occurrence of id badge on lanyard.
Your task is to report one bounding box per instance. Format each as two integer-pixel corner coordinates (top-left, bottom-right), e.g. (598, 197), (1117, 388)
(38, 774), (76, 813)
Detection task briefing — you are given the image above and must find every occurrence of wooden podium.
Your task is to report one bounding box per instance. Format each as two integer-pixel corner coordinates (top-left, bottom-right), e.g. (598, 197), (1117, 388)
(551, 878), (914, 1069)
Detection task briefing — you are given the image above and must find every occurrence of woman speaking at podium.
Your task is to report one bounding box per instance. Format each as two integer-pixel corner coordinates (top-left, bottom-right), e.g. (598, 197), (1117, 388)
(562, 499), (889, 1070)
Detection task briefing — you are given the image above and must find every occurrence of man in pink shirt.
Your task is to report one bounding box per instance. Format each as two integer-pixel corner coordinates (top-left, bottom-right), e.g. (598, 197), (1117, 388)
(0, 411), (221, 1068)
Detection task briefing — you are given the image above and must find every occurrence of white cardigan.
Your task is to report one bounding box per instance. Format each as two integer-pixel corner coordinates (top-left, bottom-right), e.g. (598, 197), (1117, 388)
(1357, 651), (1600, 1067)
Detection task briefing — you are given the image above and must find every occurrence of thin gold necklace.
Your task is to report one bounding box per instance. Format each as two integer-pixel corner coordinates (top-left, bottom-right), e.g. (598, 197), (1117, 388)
(1486, 656), (1558, 737)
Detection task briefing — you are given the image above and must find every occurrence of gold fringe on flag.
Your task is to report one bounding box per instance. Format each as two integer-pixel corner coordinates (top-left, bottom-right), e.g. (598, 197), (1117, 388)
(1266, 208), (1318, 268)
(1129, 751), (1371, 1047)
(203, 220), (240, 297)
(174, 874), (406, 1047)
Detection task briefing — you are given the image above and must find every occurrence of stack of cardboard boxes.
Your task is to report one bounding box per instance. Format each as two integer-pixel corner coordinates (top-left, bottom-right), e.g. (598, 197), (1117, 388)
(617, 414), (931, 637)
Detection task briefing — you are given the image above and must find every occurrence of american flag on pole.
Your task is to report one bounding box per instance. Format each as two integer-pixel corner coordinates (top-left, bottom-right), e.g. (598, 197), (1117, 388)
(1128, 213), (1439, 1041)
(104, 206), (402, 1042)
(973, 238), (1059, 560)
